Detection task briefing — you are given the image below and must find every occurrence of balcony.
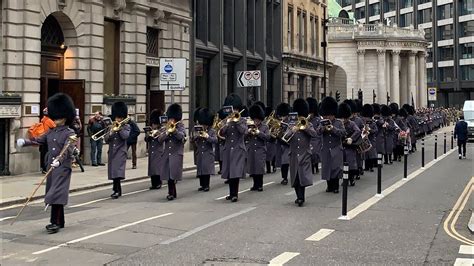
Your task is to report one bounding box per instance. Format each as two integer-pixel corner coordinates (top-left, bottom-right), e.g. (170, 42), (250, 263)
(328, 21), (426, 41)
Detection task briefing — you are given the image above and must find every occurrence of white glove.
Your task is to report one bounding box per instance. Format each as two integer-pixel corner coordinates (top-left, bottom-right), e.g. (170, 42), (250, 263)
(16, 138), (25, 148)
(50, 159), (60, 168)
(346, 138), (353, 145)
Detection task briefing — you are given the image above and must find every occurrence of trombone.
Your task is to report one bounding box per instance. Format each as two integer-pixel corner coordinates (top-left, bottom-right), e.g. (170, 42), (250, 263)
(91, 117), (130, 141)
(281, 115), (310, 143)
(216, 109), (245, 139)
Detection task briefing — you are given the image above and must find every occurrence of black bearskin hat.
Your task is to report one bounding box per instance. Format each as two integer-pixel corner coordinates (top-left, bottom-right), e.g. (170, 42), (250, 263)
(150, 109), (163, 125)
(407, 105), (415, 115)
(254, 101), (266, 113)
(166, 103), (182, 121)
(241, 106), (249, 117)
(320, 97), (338, 116)
(276, 103), (291, 117)
(293, 98), (309, 117)
(381, 104), (391, 117)
(402, 104), (410, 112)
(337, 102), (352, 119)
(389, 103), (399, 116)
(265, 106), (273, 117)
(372, 103), (381, 115)
(193, 107), (202, 123)
(218, 108), (227, 120)
(198, 108), (214, 126)
(306, 97), (319, 116)
(47, 93), (76, 125)
(354, 99), (363, 113)
(249, 105), (265, 120)
(343, 99), (357, 115)
(361, 104), (374, 118)
(111, 101), (128, 120)
(399, 108), (408, 118)
(223, 93), (243, 110)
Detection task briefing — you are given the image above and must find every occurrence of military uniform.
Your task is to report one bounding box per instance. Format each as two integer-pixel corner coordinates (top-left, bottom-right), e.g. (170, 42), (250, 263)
(247, 118), (270, 190)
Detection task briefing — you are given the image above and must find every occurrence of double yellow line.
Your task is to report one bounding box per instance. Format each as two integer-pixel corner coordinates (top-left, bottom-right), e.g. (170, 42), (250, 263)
(443, 176), (474, 245)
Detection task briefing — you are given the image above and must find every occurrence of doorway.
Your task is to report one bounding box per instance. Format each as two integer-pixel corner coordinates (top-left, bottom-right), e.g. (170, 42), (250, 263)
(0, 119), (10, 175)
(146, 67), (165, 122)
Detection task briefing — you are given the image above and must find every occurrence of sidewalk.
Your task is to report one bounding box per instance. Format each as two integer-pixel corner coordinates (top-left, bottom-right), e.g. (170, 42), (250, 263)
(0, 151), (196, 207)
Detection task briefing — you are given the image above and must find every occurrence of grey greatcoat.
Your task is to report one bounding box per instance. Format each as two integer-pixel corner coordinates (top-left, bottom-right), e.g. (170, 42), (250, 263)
(375, 116), (386, 154)
(105, 124), (131, 180)
(363, 117), (379, 159)
(309, 116), (322, 165)
(145, 133), (164, 177)
(342, 120), (361, 170)
(406, 115), (419, 145)
(220, 117), (248, 179)
(394, 116), (408, 146)
(266, 137), (276, 162)
(192, 128), (218, 176)
(352, 116), (364, 168)
(214, 139), (224, 161)
(158, 122), (186, 181)
(289, 123), (317, 187)
(26, 126), (75, 205)
(317, 119), (346, 181)
(383, 117), (397, 154)
(247, 123), (270, 175)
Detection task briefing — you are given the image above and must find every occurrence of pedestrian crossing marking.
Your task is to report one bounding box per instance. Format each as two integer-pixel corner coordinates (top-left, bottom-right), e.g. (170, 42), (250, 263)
(269, 252), (300, 265)
(459, 245), (474, 255)
(454, 258), (474, 266)
(305, 229), (334, 241)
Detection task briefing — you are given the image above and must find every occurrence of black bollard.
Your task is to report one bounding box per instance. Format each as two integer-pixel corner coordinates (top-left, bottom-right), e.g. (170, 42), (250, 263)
(434, 135), (438, 160)
(444, 132), (447, 154)
(421, 138), (425, 168)
(403, 145), (409, 179)
(342, 163), (349, 217)
(377, 153), (382, 195)
(451, 131), (454, 150)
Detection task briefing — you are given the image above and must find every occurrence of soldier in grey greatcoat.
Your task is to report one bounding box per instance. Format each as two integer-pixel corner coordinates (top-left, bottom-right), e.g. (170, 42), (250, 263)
(215, 109), (226, 174)
(344, 99), (365, 178)
(17, 93), (77, 234)
(265, 106), (277, 173)
(192, 108), (217, 192)
(381, 104), (397, 164)
(307, 97), (321, 174)
(373, 104), (385, 156)
(318, 97), (346, 193)
(275, 102), (291, 185)
(145, 109), (164, 190)
(403, 104), (419, 153)
(288, 99), (317, 206)
(361, 104), (378, 172)
(391, 103), (408, 162)
(105, 102), (131, 199)
(219, 94), (248, 202)
(158, 104), (186, 201)
(339, 102), (361, 187)
(247, 105), (270, 191)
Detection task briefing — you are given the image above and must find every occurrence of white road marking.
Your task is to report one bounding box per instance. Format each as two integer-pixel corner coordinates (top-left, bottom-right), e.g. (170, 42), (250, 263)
(459, 245), (474, 255)
(160, 207), (256, 245)
(215, 182), (274, 200)
(268, 252), (300, 265)
(32, 212), (173, 255)
(285, 180), (325, 196)
(340, 148), (456, 220)
(305, 228), (335, 241)
(0, 216), (15, 222)
(454, 258), (474, 266)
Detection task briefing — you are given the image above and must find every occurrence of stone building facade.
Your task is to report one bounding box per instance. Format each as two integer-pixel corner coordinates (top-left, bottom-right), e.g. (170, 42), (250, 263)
(328, 19), (429, 106)
(282, 0), (329, 103)
(1, 0), (191, 175)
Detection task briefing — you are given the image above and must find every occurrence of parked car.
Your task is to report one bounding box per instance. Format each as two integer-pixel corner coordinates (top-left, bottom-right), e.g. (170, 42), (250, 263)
(463, 100), (474, 140)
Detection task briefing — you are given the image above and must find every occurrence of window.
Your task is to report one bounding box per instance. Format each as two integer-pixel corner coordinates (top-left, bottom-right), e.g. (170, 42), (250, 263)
(383, 0), (396, 13)
(266, 1), (273, 55)
(297, 9), (302, 52)
(424, 27), (432, 40)
(438, 24), (454, 40)
(338, 0), (352, 7)
(437, 4), (453, 20)
(310, 15), (315, 55)
(460, 43), (474, 59)
(460, 21), (474, 37)
(386, 16), (397, 25)
(315, 16), (320, 57)
(355, 7), (365, 19)
(224, 0), (233, 46)
(401, 0), (413, 9)
(104, 19), (120, 95)
(288, 6), (294, 49)
(400, 13), (413, 27)
(417, 8), (432, 24)
(427, 47), (433, 62)
(302, 11), (307, 53)
(247, 0), (255, 51)
(146, 27), (159, 57)
(427, 68), (433, 82)
(195, 0), (207, 41)
(439, 67), (454, 82)
(460, 0), (474, 15)
(418, 0), (430, 4)
(195, 58), (210, 108)
(369, 3), (380, 16)
(438, 45), (454, 61)
(461, 65), (474, 81)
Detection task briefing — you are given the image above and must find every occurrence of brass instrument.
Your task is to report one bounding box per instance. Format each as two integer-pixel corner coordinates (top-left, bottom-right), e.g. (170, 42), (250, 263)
(91, 117), (130, 141)
(263, 110), (275, 126)
(156, 120), (181, 138)
(281, 115), (310, 143)
(192, 125), (208, 139)
(216, 109), (245, 140)
(247, 118), (259, 135)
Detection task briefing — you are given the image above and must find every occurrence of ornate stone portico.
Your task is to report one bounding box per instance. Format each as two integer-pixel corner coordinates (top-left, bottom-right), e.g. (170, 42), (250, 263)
(327, 19), (429, 107)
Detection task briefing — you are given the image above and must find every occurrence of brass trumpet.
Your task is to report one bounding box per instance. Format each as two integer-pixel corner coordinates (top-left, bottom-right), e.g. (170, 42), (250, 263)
(91, 117), (130, 141)
(216, 109), (245, 140)
(281, 115), (310, 143)
(247, 118), (259, 135)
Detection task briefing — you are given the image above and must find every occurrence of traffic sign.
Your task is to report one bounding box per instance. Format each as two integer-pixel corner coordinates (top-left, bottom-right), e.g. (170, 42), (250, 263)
(159, 58), (186, 91)
(237, 70), (261, 87)
(428, 87), (436, 101)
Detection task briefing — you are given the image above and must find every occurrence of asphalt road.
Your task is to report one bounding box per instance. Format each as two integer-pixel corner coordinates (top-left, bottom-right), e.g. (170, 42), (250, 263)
(1, 132), (473, 265)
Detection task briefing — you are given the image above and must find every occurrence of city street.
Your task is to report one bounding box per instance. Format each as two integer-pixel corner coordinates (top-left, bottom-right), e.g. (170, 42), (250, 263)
(1, 130), (473, 265)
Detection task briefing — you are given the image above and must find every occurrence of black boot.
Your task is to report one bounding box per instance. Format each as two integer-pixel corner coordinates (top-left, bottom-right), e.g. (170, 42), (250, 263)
(266, 161), (272, 174)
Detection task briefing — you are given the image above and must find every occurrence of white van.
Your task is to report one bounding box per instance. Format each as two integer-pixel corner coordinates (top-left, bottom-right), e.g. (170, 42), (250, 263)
(463, 100), (474, 139)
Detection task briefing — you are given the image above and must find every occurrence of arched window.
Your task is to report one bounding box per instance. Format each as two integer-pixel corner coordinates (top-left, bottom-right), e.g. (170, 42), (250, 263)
(41, 15), (65, 48)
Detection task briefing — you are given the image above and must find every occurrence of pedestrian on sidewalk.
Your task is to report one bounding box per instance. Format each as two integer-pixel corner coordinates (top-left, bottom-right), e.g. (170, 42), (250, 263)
(36, 108), (56, 174)
(105, 102), (130, 199)
(88, 112), (106, 166)
(17, 93), (76, 234)
(127, 118), (141, 169)
(145, 109), (164, 190)
(454, 115), (468, 159)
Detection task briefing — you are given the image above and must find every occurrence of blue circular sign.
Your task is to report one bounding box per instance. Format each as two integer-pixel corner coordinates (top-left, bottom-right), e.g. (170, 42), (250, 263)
(164, 64), (173, 73)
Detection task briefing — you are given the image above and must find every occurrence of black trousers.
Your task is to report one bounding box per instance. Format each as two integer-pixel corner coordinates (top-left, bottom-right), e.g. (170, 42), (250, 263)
(150, 175), (162, 187)
(50, 204), (65, 227)
(281, 164), (289, 180)
(112, 179), (122, 194)
(228, 178), (240, 198)
(251, 174), (263, 189)
(218, 161), (222, 172)
(168, 179), (177, 197)
(199, 175), (211, 188)
(293, 173), (306, 201)
(40, 145), (48, 171)
(327, 178), (339, 191)
(458, 140), (467, 156)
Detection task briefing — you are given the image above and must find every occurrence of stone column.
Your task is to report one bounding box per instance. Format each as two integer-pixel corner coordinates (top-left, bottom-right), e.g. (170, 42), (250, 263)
(357, 49), (365, 92)
(418, 52), (427, 107)
(408, 51), (417, 106)
(377, 49), (386, 105)
(391, 50), (400, 105)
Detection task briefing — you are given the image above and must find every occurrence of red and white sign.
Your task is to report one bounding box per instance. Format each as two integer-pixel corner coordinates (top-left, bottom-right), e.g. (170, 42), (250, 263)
(237, 71), (261, 87)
